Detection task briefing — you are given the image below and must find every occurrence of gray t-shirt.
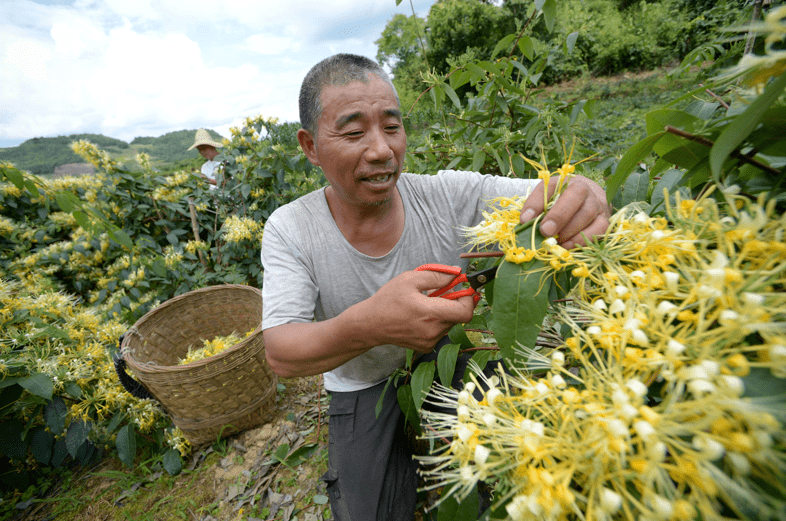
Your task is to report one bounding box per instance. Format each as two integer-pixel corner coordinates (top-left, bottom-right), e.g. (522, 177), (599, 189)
(260, 170), (538, 392)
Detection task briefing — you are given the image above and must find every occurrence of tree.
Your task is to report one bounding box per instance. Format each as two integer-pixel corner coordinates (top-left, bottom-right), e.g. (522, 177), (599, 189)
(425, 0), (516, 75)
(376, 14), (431, 116)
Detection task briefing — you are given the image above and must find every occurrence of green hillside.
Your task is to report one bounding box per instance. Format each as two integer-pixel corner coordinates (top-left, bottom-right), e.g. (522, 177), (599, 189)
(0, 129), (224, 176)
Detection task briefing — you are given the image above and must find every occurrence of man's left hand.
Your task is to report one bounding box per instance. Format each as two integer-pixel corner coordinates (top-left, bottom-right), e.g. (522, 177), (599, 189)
(519, 175), (611, 249)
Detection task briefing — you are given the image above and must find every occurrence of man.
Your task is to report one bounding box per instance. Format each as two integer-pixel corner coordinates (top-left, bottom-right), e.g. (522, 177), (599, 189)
(260, 54), (610, 520)
(188, 129), (223, 189)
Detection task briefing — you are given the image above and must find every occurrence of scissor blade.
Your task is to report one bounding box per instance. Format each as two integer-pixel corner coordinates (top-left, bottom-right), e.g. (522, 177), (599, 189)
(466, 266), (498, 290)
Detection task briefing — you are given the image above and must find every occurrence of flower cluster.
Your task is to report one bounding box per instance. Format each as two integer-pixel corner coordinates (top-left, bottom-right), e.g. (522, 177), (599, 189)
(420, 189), (786, 520)
(221, 215), (263, 244)
(178, 330), (249, 365)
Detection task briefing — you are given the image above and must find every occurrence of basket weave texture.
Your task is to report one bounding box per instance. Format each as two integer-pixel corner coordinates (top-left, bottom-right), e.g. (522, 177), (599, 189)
(120, 284), (276, 445)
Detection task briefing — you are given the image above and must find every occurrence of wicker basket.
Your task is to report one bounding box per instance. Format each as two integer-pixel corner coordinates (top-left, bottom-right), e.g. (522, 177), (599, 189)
(118, 284), (277, 445)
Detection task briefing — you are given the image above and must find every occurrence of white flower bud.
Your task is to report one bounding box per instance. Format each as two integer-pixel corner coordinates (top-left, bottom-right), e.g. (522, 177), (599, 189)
(457, 405), (470, 421)
(649, 441), (667, 461)
(619, 403), (638, 420)
(486, 388), (502, 407)
(587, 326), (602, 336)
(742, 292), (764, 305)
(719, 310), (739, 325)
(535, 382), (549, 396)
(609, 299), (626, 314)
(615, 285), (629, 297)
(727, 452), (751, 475)
(460, 465), (475, 483)
(551, 374), (566, 389)
(693, 435), (724, 461)
(520, 419), (544, 436)
(551, 350), (565, 366)
(631, 329), (649, 345)
(666, 339), (686, 357)
(626, 379), (648, 398)
(699, 360), (720, 376)
(483, 413), (497, 427)
(464, 382), (476, 394)
(648, 494), (673, 518)
(474, 444), (490, 465)
(634, 420), (656, 440)
(612, 388), (629, 405)
(720, 375), (744, 397)
(656, 301), (678, 316)
(651, 230), (665, 240)
(457, 390), (471, 405)
(688, 379), (716, 396)
(605, 419), (628, 437)
(593, 299), (607, 311)
(600, 488), (622, 513)
(456, 425), (473, 442)
(544, 237), (558, 247)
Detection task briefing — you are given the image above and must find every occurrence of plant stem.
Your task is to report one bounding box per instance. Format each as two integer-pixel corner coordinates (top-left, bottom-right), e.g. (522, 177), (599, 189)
(664, 125), (781, 176)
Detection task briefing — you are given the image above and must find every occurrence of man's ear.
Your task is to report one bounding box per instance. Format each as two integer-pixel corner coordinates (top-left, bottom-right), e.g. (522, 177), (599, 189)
(297, 129), (320, 167)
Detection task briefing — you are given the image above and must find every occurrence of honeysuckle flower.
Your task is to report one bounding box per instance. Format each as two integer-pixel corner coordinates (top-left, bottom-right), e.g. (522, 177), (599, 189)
(420, 187), (786, 519)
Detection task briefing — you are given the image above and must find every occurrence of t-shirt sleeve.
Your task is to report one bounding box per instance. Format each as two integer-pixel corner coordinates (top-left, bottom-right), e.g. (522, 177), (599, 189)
(260, 210), (318, 330)
(432, 170), (540, 227)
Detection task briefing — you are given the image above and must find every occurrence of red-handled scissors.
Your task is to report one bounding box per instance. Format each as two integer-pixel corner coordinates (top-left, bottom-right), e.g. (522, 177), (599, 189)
(414, 264), (498, 305)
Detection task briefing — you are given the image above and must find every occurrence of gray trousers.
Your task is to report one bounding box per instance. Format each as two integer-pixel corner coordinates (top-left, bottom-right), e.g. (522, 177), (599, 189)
(320, 337), (503, 520)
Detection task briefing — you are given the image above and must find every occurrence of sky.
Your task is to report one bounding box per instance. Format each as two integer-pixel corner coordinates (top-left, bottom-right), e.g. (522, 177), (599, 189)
(0, 0), (438, 148)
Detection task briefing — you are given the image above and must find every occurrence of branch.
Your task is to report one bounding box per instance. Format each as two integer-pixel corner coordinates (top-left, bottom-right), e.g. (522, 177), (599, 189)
(664, 125), (781, 176)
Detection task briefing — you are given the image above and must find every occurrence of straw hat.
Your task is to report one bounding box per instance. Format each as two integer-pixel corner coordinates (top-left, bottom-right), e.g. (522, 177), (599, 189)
(188, 129), (224, 150)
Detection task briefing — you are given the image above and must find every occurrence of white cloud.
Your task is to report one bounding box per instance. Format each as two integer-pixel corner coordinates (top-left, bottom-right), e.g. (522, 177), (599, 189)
(0, 0), (437, 147)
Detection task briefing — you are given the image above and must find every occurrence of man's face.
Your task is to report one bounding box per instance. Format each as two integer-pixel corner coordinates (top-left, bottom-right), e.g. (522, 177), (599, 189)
(299, 74), (406, 209)
(197, 145), (218, 161)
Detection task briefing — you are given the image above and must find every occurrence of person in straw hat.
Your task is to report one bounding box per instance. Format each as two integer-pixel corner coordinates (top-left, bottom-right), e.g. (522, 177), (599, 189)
(188, 129), (224, 190)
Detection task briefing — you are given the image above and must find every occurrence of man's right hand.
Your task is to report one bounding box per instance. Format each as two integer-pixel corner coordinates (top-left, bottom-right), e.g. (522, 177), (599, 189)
(263, 269), (477, 377)
(363, 269), (477, 353)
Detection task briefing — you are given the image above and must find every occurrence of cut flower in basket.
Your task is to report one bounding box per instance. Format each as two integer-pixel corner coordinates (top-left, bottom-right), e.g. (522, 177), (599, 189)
(419, 188), (786, 520)
(178, 330), (254, 365)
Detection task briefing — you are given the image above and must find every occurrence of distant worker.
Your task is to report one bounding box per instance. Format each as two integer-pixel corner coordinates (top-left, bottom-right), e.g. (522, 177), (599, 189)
(188, 129), (224, 189)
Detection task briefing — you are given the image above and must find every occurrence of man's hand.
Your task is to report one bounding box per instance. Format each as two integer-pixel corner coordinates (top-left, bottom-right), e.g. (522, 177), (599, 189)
(519, 175), (611, 249)
(365, 269), (477, 353)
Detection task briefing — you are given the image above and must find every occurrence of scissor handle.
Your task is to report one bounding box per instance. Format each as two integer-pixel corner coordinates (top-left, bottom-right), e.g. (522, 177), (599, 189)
(415, 264), (480, 304)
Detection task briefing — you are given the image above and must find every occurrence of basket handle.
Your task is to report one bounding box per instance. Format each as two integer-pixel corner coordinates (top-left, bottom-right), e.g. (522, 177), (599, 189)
(114, 334), (156, 401)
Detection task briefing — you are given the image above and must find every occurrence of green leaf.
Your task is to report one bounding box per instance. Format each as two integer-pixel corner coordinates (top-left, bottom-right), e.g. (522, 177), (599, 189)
(492, 227), (549, 362)
(284, 442), (319, 467)
(55, 192), (77, 213)
(396, 385), (421, 435)
(438, 483), (479, 521)
(741, 367), (786, 398)
(273, 442), (290, 464)
(72, 210), (90, 230)
(565, 31), (579, 56)
(29, 427), (53, 465)
(66, 419), (90, 458)
(116, 424), (136, 467)
(437, 343), (460, 387)
(411, 361), (435, 412)
(375, 375), (396, 419)
(711, 72), (786, 177)
(106, 412), (125, 434)
(471, 149), (486, 172)
(163, 448), (182, 475)
(443, 84), (462, 110)
(650, 169), (685, 213)
(448, 324), (474, 349)
(151, 257), (167, 277)
(541, 0), (557, 32)
(51, 437), (69, 468)
(517, 36), (534, 61)
(621, 170), (649, 207)
(491, 34), (517, 60)
(0, 384), (23, 413)
(110, 229), (134, 250)
(0, 420), (26, 461)
(606, 132), (665, 205)
(18, 374), (53, 401)
(3, 166), (25, 190)
(44, 396), (67, 434)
